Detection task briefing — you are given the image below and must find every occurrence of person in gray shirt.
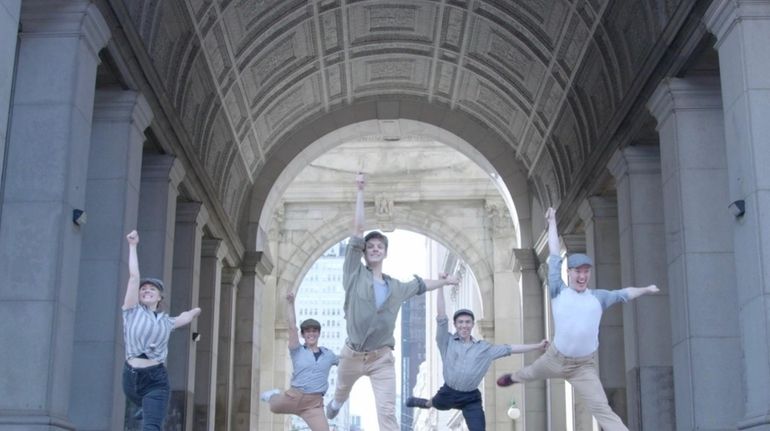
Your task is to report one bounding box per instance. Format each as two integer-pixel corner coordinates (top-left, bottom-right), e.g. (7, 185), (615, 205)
(326, 173), (461, 431)
(406, 281), (548, 431)
(261, 291), (338, 431)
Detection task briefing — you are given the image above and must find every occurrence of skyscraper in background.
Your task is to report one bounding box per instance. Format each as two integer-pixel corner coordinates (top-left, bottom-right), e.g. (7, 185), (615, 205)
(400, 294), (426, 430)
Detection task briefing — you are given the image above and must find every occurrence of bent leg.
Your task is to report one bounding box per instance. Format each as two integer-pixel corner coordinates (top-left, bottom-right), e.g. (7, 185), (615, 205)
(569, 361), (628, 431)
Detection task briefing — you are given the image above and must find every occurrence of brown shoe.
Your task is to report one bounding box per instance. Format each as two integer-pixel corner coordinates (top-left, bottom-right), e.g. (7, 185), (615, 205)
(496, 373), (516, 387)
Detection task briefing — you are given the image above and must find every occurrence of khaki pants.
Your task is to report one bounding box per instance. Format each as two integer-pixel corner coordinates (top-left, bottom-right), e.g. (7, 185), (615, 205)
(334, 344), (398, 431)
(514, 345), (628, 431)
(269, 388), (328, 431)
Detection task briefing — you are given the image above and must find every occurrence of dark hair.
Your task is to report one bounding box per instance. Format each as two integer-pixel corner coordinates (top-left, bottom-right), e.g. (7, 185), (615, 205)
(453, 308), (475, 322)
(364, 231), (389, 250)
(300, 318), (321, 334)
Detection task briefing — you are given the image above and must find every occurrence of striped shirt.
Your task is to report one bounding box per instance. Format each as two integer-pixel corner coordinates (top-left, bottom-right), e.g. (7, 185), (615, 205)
(290, 345), (339, 394)
(123, 304), (176, 363)
(436, 316), (512, 391)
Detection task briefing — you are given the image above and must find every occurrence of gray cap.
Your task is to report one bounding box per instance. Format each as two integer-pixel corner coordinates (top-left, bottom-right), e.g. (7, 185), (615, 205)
(453, 308), (475, 321)
(567, 253), (593, 269)
(140, 277), (165, 292)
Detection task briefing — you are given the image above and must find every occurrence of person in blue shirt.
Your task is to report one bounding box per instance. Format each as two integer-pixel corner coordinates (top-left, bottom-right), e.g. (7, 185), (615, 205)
(261, 292), (338, 431)
(496, 208), (659, 431)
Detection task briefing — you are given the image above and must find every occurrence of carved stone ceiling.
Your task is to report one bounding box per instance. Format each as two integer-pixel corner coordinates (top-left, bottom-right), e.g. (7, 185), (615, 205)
(120, 0), (684, 231)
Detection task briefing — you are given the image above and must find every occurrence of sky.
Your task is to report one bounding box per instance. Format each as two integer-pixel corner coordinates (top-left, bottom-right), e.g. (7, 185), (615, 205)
(347, 229), (429, 431)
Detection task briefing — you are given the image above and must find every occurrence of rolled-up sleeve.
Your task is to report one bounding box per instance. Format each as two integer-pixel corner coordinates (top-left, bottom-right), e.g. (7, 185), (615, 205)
(435, 316), (451, 358)
(489, 343), (514, 360)
(343, 236), (365, 292)
(395, 274), (426, 301)
(547, 255), (566, 299)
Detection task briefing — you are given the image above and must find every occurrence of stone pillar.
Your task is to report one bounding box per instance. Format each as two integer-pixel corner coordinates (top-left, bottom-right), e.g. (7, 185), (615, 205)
(608, 147), (675, 431)
(215, 267), (241, 431)
(167, 202), (208, 431)
(647, 76), (744, 430)
(137, 155), (185, 286)
(194, 238), (227, 430)
(233, 251), (273, 430)
(578, 196), (627, 425)
(258, 273), (279, 431)
(71, 90), (152, 431)
(513, 248), (547, 431)
(0, 0), (20, 188)
(0, 2), (109, 429)
(705, 3), (770, 429)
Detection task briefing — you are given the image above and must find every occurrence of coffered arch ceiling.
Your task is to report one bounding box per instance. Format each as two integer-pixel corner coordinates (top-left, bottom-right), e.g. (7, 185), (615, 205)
(117, 0), (686, 246)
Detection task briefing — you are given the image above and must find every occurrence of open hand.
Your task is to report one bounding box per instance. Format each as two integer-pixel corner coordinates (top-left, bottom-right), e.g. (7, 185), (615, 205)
(647, 285), (660, 294)
(444, 273), (461, 286)
(126, 230), (139, 245)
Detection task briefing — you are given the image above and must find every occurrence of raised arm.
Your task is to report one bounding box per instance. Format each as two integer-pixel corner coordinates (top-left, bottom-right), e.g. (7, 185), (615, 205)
(546, 207), (560, 256)
(353, 172), (365, 238)
(423, 273), (460, 292)
(286, 291), (300, 350)
(622, 284), (660, 300)
(173, 307), (201, 329)
(436, 275), (447, 319)
(123, 230), (141, 309)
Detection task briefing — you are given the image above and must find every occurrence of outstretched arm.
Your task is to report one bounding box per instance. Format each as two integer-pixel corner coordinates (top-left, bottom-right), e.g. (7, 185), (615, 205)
(623, 284), (660, 300)
(546, 207), (560, 256)
(424, 273), (460, 292)
(286, 291), (300, 350)
(509, 339), (549, 354)
(353, 172), (365, 238)
(123, 230), (141, 309)
(173, 307), (201, 329)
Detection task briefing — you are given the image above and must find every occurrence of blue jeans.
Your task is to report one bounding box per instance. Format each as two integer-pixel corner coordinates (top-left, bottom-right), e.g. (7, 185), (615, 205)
(431, 384), (485, 431)
(122, 362), (170, 431)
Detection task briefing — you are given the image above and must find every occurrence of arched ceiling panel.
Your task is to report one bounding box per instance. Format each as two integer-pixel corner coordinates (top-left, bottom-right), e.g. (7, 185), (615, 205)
(116, 0), (692, 244)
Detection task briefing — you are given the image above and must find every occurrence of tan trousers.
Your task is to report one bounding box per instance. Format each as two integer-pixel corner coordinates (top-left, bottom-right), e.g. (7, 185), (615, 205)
(269, 388), (329, 431)
(514, 345), (628, 431)
(334, 344), (398, 431)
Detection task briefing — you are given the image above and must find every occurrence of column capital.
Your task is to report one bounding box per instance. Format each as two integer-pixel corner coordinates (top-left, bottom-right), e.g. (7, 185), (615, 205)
(222, 267), (242, 286)
(578, 196), (618, 223)
(93, 90), (153, 131)
(512, 248), (538, 271)
(202, 238), (228, 260)
(562, 233), (586, 253)
(647, 77), (723, 127)
(21, 1), (110, 60)
(142, 155), (186, 189)
(705, 0), (770, 47)
(608, 146), (661, 180)
(177, 201), (209, 227)
(241, 251), (274, 279)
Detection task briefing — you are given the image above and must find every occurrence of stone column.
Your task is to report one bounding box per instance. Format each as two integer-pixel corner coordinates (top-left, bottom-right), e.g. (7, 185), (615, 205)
(578, 196), (627, 425)
(647, 76), (744, 430)
(0, 2), (109, 429)
(0, 0), (20, 188)
(233, 251), (273, 430)
(167, 202), (208, 431)
(258, 273), (279, 431)
(194, 238), (227, 430)
(71, 90), (152, 431)
(705, 3), (770, 429)
(215, 267), (241, 431)
(608, 147), (675, 431)
(137, 155), (185, 286)
(513, 248), (547, 431)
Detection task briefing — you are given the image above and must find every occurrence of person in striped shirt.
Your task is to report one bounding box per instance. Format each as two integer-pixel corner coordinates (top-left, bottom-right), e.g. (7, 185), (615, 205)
(122, 230), (201, 431)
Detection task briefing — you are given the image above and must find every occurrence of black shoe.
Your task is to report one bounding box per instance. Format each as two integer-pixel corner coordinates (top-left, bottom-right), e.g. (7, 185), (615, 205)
(496, 373), (516, 387)
(406, 397), (430, 409)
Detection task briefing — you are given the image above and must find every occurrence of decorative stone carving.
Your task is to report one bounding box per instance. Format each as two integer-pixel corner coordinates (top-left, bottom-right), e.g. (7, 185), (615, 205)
(375, 193), (395, 232)
(268, 202), (285, 241)
(484, 200), (514, 236)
